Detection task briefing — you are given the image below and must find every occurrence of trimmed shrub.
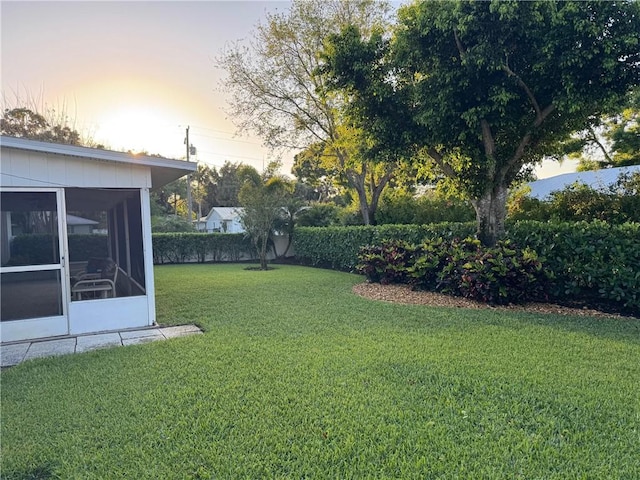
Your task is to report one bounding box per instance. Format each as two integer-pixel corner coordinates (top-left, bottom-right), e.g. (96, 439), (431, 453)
(299, 220), (639, 314)
(8, 233), (254, 266)
(9, 234), (108, 265)
(69, 234), (109, 261)
(358, 238), (552, 305)
(373, 223), (476, 245)
(356, 241), (415, 284)
(293, 226), (375, 270)
(7, 234), (58, 265)
(294, 222), (475, 271)
(152, 233), (254, 264)
(507, 220), (640, 313)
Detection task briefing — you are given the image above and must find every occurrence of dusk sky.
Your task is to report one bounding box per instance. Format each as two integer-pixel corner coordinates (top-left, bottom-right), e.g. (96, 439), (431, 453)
(1, 0), (576, 178)
(2, 1), (290, 171)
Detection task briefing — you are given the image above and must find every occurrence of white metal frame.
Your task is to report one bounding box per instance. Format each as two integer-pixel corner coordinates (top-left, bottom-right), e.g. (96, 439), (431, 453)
(67, 188), (154, 335)
(1, 137), (194, 342)
(0, 187), (70, 342)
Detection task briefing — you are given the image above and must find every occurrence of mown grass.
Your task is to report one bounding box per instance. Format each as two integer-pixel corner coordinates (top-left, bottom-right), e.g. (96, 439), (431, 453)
(2, 264), (639, 479)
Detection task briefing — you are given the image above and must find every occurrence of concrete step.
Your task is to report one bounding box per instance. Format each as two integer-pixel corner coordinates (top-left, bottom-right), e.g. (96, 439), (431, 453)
(1, 325), (202, 368)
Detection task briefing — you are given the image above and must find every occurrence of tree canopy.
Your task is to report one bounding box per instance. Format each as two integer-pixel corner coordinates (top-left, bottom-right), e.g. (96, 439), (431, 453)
(1, 107), (82, 145)
(561, 89), (640, 170)
(324, 0), (640, 244)
(217, 0), (400, 225)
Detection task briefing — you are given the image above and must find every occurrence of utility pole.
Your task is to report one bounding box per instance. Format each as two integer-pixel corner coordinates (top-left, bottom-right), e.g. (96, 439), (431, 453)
(185, 126), (193, 223)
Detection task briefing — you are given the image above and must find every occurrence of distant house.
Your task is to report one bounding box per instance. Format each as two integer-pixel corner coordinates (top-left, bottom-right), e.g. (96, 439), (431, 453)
(196, 207), (245, 233)
(528, 165), (640, 200)
(66, 214), (99, 234)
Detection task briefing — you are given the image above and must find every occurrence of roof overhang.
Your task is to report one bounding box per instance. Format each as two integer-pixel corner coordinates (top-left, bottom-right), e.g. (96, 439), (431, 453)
(0, 136), (196, 189)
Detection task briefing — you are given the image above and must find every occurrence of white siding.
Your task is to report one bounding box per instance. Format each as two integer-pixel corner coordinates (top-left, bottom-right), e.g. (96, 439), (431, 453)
(1, 149), (151, 188)
(1, 138), (194, 342)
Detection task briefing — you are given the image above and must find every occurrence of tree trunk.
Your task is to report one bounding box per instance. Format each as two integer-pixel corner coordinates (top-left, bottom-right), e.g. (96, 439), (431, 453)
(346, 165), (395, 226)
(346, 171), (370, 225)
(259, 235), (268, 270)
(357, 189), (372, 225)
(471, 183), (508, 247)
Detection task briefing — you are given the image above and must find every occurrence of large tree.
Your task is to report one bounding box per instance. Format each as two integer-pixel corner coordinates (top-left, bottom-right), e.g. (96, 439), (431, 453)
(560, 89), (640, 170)
(217, 0), (396, 225)
(290, 128), (401, 223)
(324, 0), (640, 245)
(1, 107), (81, 145)
(188, 161), (246, 218)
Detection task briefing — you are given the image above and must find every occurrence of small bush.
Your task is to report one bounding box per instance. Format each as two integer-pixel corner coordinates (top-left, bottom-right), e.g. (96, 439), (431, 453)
(356, 241), (415, 284)
(358, 238), (552, 305)
(408, 237), (467, 292)
(437, 239), (551, 305)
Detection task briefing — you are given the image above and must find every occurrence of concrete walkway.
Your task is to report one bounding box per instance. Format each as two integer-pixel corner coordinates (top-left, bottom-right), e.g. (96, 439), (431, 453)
(1, 325), (202, 368)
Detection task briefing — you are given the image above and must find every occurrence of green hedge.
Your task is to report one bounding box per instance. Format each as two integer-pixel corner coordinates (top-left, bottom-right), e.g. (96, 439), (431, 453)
(7, 232), (255, 266)
(506, 221), (640, 312)
(293, 223), (476, 271)
(69, 234), (109, 260)
(8, 234), (108, 265)
(152, 233), (255, 264)
(294, 221), (640, 314)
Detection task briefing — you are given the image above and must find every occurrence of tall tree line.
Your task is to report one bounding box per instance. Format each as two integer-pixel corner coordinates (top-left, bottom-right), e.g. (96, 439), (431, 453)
(153, 161), (249, 217)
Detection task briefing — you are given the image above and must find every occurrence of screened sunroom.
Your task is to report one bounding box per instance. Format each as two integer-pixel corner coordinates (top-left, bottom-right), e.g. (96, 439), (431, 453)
(0, 136), (195, 343)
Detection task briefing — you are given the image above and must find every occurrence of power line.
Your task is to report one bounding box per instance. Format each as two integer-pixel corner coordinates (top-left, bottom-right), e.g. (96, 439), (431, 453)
(194, 150), (266, 162)
(181, 124), (269, 148)
(189, 132), (265, 147)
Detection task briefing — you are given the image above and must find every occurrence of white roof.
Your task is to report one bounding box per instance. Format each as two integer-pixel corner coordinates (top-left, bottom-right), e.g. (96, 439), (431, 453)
(1, 135), (196, 188)
(66, 214), (99, 226)
(205, 206), (244, 221)
(528, 165), (640, 200)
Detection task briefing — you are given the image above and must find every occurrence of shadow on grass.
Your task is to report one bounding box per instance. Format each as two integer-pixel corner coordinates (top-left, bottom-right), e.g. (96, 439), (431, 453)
(483, 308), (640, 345)
(5, 462), (57, 480)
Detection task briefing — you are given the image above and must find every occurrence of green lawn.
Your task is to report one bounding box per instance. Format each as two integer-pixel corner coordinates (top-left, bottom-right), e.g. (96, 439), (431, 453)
(2, 264), (639, 479)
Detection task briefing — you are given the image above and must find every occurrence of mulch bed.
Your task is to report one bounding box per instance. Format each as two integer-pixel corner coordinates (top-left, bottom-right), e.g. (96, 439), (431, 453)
(352, 282), (638, 319)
